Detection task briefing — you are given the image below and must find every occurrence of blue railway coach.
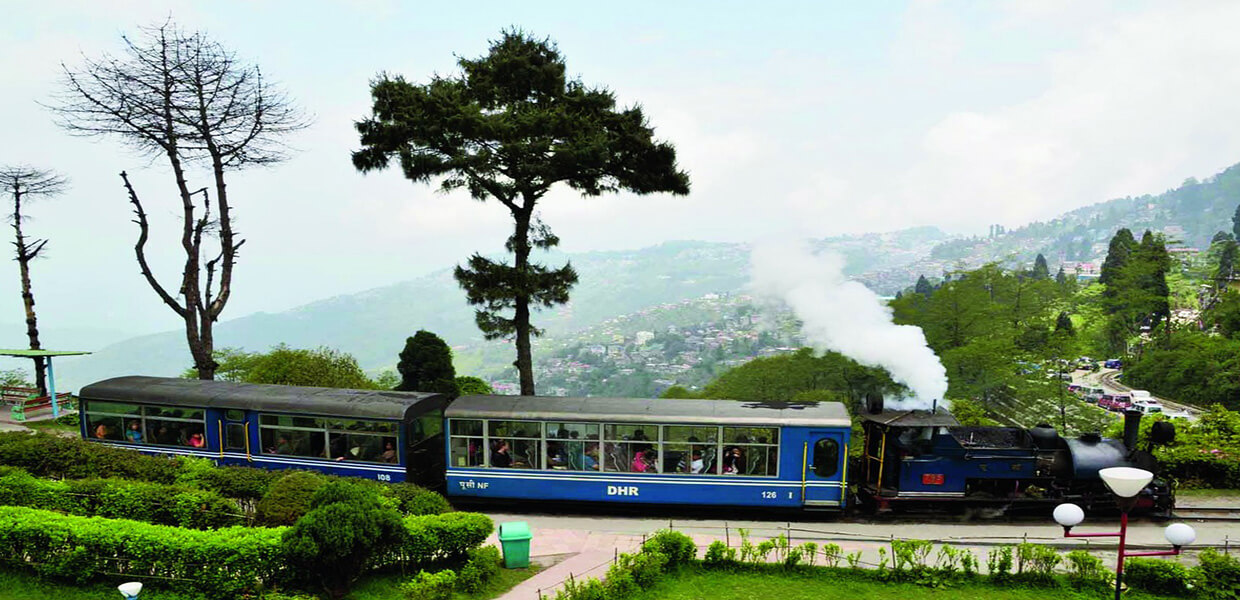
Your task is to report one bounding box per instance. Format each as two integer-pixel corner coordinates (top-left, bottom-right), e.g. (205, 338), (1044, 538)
(77, 376), (450, 488)
(444, 396), (852, 509)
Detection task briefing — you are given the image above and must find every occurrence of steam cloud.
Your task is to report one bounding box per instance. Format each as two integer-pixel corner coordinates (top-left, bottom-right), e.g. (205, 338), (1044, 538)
(747, 239), (948, 410)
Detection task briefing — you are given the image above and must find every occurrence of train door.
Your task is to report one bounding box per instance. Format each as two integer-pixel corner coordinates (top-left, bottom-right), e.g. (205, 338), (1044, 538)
(802, 431), (847, 507)
(221, 409), (252, 462)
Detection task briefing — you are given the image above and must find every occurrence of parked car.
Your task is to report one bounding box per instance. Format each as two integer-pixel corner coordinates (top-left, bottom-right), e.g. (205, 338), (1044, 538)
(1083, 387), (1105, 403)
(1099, 393), (1132, 411)
(1068, 383), (1082, 394)
(1132, 398), (1164, 415)
(1104, 359), (1123, 369)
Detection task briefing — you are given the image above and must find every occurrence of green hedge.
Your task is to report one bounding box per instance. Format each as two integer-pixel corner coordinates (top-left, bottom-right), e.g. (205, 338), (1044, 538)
(0, 506), (286, 599)
(402, 512), (494, 565)
(0, 470), (241, 529)
(0, 432), (183, 483)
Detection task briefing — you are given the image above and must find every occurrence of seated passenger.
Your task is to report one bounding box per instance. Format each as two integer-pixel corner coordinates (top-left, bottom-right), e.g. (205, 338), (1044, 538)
(491, 441), (512, 468)
(188, 432), (205, 448)
(271, 435), (292, 455)
(633, 450), (657, 473)
(124, 421), (143, 443)
(722, 446), (743, 474)
(583, 445), (599, 470)
(93, 423), (109, 439)
(690, 451), (704, 474)
(381, 441), (398, 463)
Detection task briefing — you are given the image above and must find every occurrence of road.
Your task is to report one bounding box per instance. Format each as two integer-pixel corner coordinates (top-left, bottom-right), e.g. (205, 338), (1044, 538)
(1075, 368), (1201, 419)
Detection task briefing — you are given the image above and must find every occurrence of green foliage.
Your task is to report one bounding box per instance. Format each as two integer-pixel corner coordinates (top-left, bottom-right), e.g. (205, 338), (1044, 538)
(0, 431), (183, 482)
(402, 512), (495, 564)
(0, 470), (240, 529)
(256, 471), (329, 526)
(891, 539), (934, 573)
(948, 398), (998, 426)
(282, 482), (406, 598)
(189, 344), (378, 389)
(986, 545), (1014, 581)
(1191, 548), (1240, 599)
(701, 348), (900, 406)
(1014, 542), (1061, 582)
(704, 540), (737, 566)
(396, 330), (457, 394)
(1126, 558), (1191, 596)
(1063, 550), (1109, 589)
(642, 530), (697, 567)
(660, 385), (697, 399)
(456, 375), (495, 396)
(381, 481), (452, 515)
(0, 506), (285, 598)
(457, 545), (502, 593)
(400, 569), (457, 600)
(0, 367), (32, 387)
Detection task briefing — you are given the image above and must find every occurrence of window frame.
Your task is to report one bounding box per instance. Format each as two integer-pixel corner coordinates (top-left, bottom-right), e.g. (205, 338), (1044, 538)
(84, 400), (206, 449)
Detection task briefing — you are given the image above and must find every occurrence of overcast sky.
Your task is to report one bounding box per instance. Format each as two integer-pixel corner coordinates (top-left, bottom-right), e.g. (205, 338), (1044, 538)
(3, 1), (1240, 346)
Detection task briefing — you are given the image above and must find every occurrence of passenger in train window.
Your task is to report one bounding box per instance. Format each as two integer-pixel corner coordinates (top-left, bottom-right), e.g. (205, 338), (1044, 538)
(722, 446), (743, 474)
(633, 449), (657, 472)
(188, 432), (205, 448)
(690, 450), (704, 473)
(93, 423), (111, 439)
(491, 441), (512, 468)
(380, 441), (398, 463)
(125, 421), (143, 443)
(583, 444), (599, 470)
(272, 435), (292, 455)
(565, 430), (584, 470)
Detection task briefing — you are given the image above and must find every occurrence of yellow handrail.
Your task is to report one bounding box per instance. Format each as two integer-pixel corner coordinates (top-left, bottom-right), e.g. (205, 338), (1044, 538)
(243, 421), (252, 462)
(840, 436), (849, 505)
(876, 430), (887, 496)
(800, 441), (808, 503)
(217, 420), (224, 458)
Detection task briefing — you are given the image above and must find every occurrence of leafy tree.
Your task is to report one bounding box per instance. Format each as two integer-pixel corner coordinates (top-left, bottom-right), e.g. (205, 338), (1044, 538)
(1214, 238), (1239, 285)
(949, 398), (998, 426)
(1233, 202), (1240, 240)
(1, 167), (67, 396)
(51, 21), (307, 380)
(701, 348), (900, 409)
(1207, 290), (1240, 339)
(1056, 266), (1067, 286)
(914, 275), (933, 296)
(660, 385), (696, 399)
(395, 330), (457, 395)
(455, 375), (495, 396)
(1054, 311), (1075, 336)
(352, 30), (690, 395)
(1031, 253), (1050, 280)
(1099, 228), (1137, 291)
(184, 345), (377, 389)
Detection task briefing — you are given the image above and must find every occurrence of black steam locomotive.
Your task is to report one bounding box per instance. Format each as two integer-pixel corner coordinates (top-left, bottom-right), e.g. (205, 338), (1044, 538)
(855, 397), (1175, 514)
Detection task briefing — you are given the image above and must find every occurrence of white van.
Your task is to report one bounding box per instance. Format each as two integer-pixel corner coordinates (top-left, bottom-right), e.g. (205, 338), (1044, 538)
(1131, 398), (1163, 415)
(1129, 390), (1152, 400)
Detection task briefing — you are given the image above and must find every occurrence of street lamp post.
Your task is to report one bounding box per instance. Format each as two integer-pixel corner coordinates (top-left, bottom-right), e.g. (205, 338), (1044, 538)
(1054, 467), (1196, 600)
(117, 582), (142, 599)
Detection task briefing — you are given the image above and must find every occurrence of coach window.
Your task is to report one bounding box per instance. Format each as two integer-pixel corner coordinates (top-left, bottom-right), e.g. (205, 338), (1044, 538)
(85, 401), (139, 442)
(259, 415), (325, 459)
(722, 427), (779, 477)
(812, 439), (840, 478)
(665, 425), (718, 474)
(487, 420), (541, 469)
(144, 406), (207, 448)
(325, 419), (399, 463)
(545, 422), (600, 471)
(604, 424), (657, 473)
(449, 419), (484, 467)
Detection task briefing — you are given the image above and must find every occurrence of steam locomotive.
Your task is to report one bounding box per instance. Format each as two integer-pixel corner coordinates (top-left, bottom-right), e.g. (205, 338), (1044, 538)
(76, 376), (1174, 514)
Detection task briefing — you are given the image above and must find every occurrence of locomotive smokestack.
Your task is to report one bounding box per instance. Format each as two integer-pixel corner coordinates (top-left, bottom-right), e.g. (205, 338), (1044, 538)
(1122, 409), (1142, 450)
(932, 398), (938, 414)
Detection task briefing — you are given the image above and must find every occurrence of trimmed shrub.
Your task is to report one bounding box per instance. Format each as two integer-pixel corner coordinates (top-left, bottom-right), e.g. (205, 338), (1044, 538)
(0, 470), (241, 529)
(194, 465), (284, 501)
(457, 545), (502, 593)
(402, 512), (494, 565)
(1192, 548), (1240, 600)
(383, 481), (452, 515)
(282, 484), (406, 599)
(1126, 558), (1191, 596)
(0, 506), (285, 598)
(642, 530), (697, 567)
(401, 570), (457, 600)
(704, 540), (736, 566)
(0, 431), (183, 482)
(256, 471), (328, 526)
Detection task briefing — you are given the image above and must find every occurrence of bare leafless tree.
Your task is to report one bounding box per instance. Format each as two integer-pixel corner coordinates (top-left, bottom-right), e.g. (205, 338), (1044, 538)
(49, 21), (308, 379)
(0, 167), (68, 396)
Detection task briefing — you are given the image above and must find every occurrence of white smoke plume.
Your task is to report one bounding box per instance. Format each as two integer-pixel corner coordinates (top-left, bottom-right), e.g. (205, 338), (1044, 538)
(747, 239), (948, 410)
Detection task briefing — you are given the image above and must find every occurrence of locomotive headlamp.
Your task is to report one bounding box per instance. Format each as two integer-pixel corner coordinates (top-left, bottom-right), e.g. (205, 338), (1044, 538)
(1164, 523), (1197, 549)
(1053, 503), (1085, 529)
(118, 582), (142, 599)
(1098, 467), (1153, 498)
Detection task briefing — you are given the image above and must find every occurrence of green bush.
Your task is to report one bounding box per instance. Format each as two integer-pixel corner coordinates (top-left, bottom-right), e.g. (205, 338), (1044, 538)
(0, 506), (285, 598)
(0, 431), (183, 482)
(402, 512), (494, 564)
(987, 545), (1014, 580)
(1192, 548), (1240, 600)
(0, 470), (241, 529)
(1126, 558), (1191, 596)
(704, 540), (736, 566)
(282, 484), (406, 599)
(256, 471), (328, 526)
(382, 481), (452, 515)
(1064, 549), (1109, 589)
(401, 570), (457, 600)
(1014, 542), (1061, 582)
(457, 545), (501, 593)
(642, 530), (697, 567)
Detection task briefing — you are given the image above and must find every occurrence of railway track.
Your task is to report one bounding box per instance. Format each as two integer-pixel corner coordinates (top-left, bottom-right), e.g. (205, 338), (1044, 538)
(1172, 506), (1240, 522)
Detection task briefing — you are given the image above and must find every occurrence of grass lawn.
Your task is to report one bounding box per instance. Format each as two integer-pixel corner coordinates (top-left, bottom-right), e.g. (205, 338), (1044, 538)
(0, 566), (540, 600)
(626, 568), (1179, 600)
(22, 419), (79, 436)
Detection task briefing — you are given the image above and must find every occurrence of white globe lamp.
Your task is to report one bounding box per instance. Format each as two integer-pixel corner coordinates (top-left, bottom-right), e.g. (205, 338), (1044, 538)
(1098, 467), (1153, 498)
(118, 582), (142, 599)
(1165, 523), (1196, 548)
(1053, 503), (1085, 529)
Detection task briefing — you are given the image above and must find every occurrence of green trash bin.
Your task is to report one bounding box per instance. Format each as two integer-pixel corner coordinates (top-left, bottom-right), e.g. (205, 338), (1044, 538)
(497, 521), (533, 569)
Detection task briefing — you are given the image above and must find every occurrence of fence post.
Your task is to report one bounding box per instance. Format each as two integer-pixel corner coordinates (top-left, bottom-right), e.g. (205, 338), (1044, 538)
(725, 523), (730, 548)
(1226, 535), (1230, 555)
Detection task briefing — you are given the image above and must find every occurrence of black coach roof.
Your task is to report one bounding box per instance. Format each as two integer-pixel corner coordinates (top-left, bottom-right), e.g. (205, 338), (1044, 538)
(446, 395), (851, 427)
(79, 376), (444, 420)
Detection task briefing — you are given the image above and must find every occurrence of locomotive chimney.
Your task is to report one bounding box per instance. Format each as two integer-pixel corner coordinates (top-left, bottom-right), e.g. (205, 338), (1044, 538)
(1122, 409), (1142, 449)
(932, 398), (938, 414)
